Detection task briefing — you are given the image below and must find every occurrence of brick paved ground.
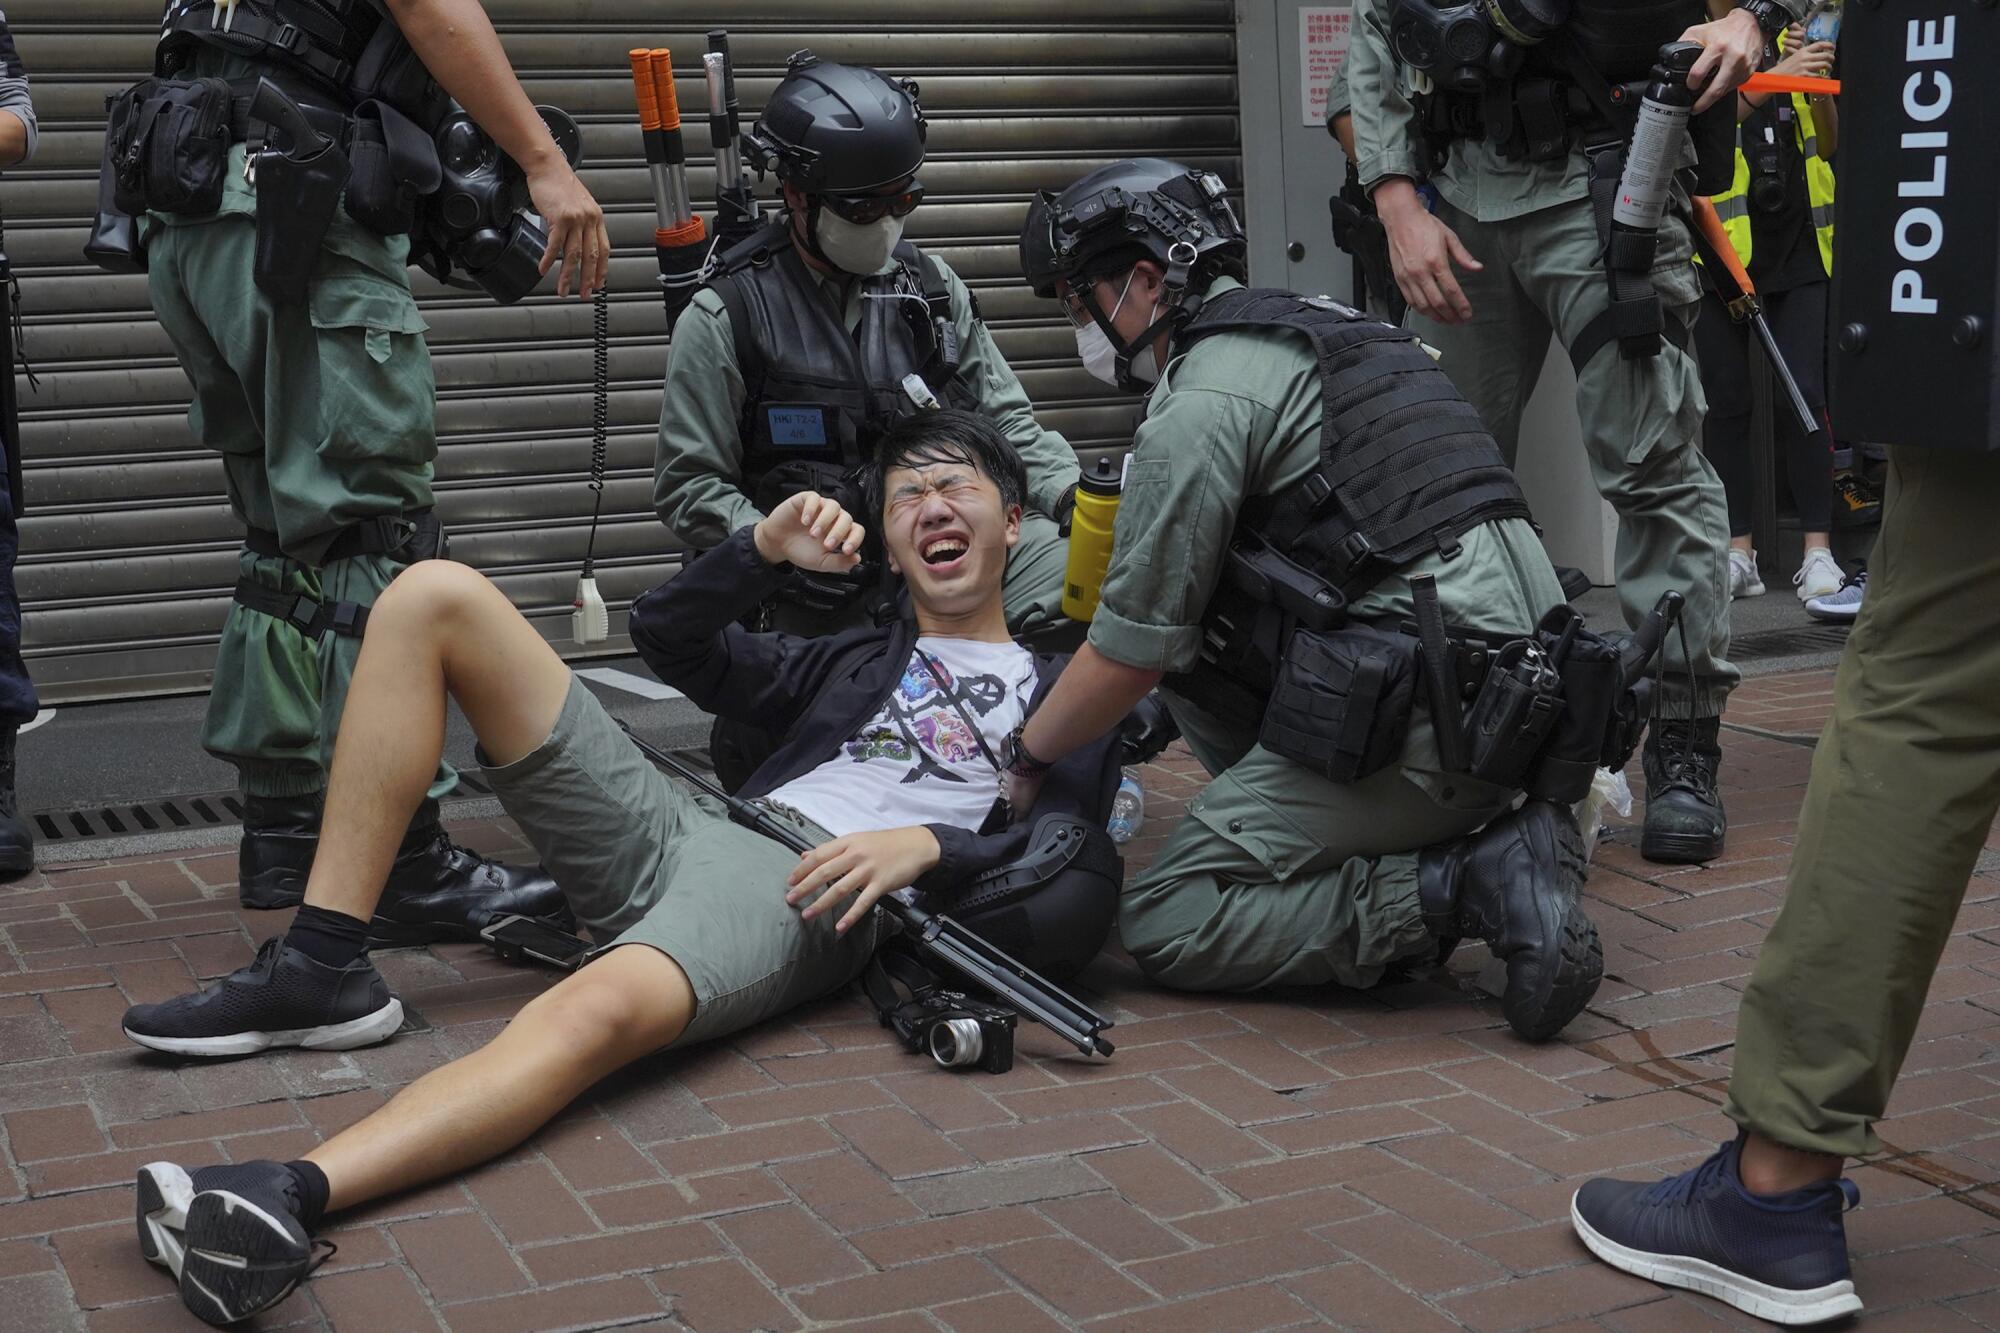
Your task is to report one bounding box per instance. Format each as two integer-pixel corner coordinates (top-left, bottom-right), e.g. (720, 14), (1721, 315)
(5, 665), (2000, 1331)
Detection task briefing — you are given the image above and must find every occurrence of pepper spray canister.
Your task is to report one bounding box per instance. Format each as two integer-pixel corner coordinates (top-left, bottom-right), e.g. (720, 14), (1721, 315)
(1060, 455), (1125, 623)
(1612, 41), (1702, 235)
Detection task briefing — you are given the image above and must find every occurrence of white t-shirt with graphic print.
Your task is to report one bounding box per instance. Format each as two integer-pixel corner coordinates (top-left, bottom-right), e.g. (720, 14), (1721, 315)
(768, 636), (1036, 839)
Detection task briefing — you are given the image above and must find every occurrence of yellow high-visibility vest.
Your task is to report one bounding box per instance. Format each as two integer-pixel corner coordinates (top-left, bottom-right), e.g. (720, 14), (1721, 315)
(1711, 89), (1836, 277)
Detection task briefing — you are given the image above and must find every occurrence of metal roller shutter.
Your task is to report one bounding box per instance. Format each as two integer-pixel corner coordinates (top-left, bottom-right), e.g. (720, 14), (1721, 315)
(2, 1), (1239, 702)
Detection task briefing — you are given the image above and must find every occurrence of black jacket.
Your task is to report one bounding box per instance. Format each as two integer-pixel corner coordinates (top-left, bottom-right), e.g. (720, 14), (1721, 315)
(628, 529), (1125, 894)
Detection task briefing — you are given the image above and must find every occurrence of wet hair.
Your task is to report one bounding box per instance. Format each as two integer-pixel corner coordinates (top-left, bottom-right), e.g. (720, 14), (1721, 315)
(864, 408), (1027, 522)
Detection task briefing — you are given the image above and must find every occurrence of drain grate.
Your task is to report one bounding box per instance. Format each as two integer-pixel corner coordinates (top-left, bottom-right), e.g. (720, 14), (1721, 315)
(33, 792), (244, 843)
(1728, 622), (1850, 662)
(32, 768), (499, 845)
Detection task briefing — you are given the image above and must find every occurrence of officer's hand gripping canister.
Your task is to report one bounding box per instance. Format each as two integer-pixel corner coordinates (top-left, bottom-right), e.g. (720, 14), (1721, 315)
(1060, 456), (1124, 623)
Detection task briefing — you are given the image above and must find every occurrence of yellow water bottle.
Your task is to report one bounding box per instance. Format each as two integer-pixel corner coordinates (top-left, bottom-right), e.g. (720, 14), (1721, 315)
(1061, 455), (1125, 623)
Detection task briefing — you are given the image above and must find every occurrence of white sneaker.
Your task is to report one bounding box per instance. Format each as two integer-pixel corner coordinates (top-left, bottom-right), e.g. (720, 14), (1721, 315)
(1728, 548), (1765, 599)
(1793, 548), (1844, 603)
(1805, 568), (1866, 621)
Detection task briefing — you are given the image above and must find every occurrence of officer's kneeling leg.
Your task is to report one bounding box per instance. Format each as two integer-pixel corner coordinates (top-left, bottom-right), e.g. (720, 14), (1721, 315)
(916, 813), (1121, 982)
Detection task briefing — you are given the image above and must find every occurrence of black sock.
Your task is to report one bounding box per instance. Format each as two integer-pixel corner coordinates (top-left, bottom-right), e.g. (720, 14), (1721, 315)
(284, 904), (370, 969)
(284, 1159), (330, 1230)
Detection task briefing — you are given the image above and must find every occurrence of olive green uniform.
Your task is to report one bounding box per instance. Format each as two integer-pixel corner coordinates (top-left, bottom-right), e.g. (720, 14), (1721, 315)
(147, 50), (449, 800)
(1726, 446), (2000, 1156)
(1344, 0), (1762, 718)
(1091, 278), (1566, 991)
(656, 255), (1078, 635)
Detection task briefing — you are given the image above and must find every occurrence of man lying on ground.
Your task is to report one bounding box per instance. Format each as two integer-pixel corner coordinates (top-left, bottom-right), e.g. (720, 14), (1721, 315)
(123, 410), (1125, 1327)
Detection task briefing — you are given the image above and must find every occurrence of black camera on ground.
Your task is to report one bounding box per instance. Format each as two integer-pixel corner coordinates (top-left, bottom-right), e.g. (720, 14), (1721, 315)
(898, 991), (1016, 1073)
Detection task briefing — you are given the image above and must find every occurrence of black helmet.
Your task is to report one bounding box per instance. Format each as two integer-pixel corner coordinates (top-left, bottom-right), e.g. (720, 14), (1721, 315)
(745, 51), (927, 194)
(1020, 158), (1243, 391)
(1019, 157), (1243, 300)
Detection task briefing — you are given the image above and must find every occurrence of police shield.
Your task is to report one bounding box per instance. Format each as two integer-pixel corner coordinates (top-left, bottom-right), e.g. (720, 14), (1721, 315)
(1831, 1), (1999, 452)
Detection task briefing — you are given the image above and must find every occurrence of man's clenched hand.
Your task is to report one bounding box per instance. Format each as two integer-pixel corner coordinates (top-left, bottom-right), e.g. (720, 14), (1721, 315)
(753, 491), (866, 572)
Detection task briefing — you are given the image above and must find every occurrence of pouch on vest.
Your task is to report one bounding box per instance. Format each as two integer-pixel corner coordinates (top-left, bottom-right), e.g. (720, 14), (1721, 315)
(1260, 625), (1419, 784)
(87, 92), (149, 274)
(343, 99), (441, 237)
(106, 77), (233, 217)
(1462, 638), (1564, 791)
(1522, 606), (1625, 804)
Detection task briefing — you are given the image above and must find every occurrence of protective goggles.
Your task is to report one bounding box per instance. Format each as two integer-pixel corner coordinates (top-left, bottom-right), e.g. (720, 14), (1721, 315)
(817, 182), (925, 225)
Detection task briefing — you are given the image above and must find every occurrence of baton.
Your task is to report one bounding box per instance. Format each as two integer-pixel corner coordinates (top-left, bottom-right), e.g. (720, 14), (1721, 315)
(629, 48), (675, 231)
(1689, 196), (1819, 439)
(1740, 72), (1840, 98)
(629, 47), (707, 325)
(618, 725), (1116, 1059)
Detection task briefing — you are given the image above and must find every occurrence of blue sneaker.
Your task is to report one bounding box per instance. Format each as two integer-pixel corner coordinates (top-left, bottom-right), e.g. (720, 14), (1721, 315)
(1571, 1135), (1863, 1326)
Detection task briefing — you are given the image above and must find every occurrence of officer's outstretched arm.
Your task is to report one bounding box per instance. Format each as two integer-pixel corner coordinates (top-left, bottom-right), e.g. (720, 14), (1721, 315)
(385, 0), (609, 297)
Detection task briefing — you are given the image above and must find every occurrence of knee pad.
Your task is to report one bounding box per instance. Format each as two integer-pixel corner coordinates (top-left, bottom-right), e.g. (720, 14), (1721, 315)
(926, 813), (1121, 981)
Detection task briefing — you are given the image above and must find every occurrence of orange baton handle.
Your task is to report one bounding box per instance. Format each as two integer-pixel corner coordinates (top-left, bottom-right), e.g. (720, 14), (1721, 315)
(650, 49), (681, 132)
(1741, 72), (1840, 97)
(1691, 196), (1756, 300)
(628, 48), (661, 132)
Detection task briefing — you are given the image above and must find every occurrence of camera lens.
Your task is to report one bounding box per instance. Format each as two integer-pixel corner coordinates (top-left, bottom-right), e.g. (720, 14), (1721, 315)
(928, 1018), (985, 1068)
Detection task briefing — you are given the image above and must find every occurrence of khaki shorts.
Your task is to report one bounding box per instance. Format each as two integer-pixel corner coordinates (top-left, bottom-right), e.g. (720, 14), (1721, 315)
(482, 678), (878, 1047)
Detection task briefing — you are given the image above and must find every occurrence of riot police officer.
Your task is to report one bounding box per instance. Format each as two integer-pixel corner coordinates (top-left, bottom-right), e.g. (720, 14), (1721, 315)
(1345, 0), (1807, 865)
(0, 7), (36, 881)
(1002, 159), (1609, 1043)
(132, 0), (599, 935)
(655, 53), (1078, 641)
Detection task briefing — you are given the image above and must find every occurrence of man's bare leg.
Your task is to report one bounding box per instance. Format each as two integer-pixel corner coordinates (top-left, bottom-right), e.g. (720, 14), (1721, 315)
(310, 942), (694, 1209)
(122, 562), (581, 1058)
(298, 559), (575, 923)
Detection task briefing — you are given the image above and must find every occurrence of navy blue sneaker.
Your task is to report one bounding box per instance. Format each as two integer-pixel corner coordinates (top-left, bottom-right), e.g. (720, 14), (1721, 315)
(1571, 1135), (1862, 1325)
(137, 1160), (324, 1326)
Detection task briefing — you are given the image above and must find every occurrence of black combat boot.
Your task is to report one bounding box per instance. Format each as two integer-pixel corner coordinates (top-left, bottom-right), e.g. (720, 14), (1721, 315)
(1418, 801), (1601, 1042)
(1641, 716), (1727, 865)
(0, 725), (34, 884)
(369, 798), (571, 947)
(238, 794), (322, 910)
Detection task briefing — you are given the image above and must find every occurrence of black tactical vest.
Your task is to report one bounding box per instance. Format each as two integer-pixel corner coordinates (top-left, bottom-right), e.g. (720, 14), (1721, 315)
(155, 0), (444, 129)
(1563, 0), (1703, 84)
(1166, 288), (1533, 713)
(705, 221), (974, 494)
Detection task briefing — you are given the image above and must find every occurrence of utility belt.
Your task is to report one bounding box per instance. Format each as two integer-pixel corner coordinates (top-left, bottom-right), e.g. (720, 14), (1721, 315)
(232, 508), (446, 642)
(91, 68), (573, 306)
(1200, 543), (1653, 800)
(1415, 76), (1638, 170)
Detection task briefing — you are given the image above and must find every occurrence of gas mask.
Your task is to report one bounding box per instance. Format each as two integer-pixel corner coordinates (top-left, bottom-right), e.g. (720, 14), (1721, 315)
(1389, 0), (1571, 92)
(813, 209), (905, 276)
(419, 105), (582, 304)
(1072, 272), (1164, 390)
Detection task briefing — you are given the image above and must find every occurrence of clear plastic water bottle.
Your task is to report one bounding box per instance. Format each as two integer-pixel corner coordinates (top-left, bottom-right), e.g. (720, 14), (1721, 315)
(1108, 770), (1145, 844)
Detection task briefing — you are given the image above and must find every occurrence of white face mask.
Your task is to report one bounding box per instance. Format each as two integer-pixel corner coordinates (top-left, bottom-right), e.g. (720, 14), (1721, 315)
(1071, 272), (1160, 387)
(815, 209), (904, 275)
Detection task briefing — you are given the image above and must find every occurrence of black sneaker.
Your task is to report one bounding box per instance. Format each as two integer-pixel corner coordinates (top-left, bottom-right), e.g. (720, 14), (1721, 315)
(138, 1160), (320, 1326)
(1418, 800), (1602, 1042)
(121, 937), (402, 1058)
(1831, 470), (1882, 528)
(1572, 1134), (1863, 1325)
(369, 821), (571, 948)
(1641, 717), (1727, 864)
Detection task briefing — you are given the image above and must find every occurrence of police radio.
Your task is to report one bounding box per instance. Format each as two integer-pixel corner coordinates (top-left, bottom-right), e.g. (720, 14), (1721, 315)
(1831, 2), (1997, 451)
